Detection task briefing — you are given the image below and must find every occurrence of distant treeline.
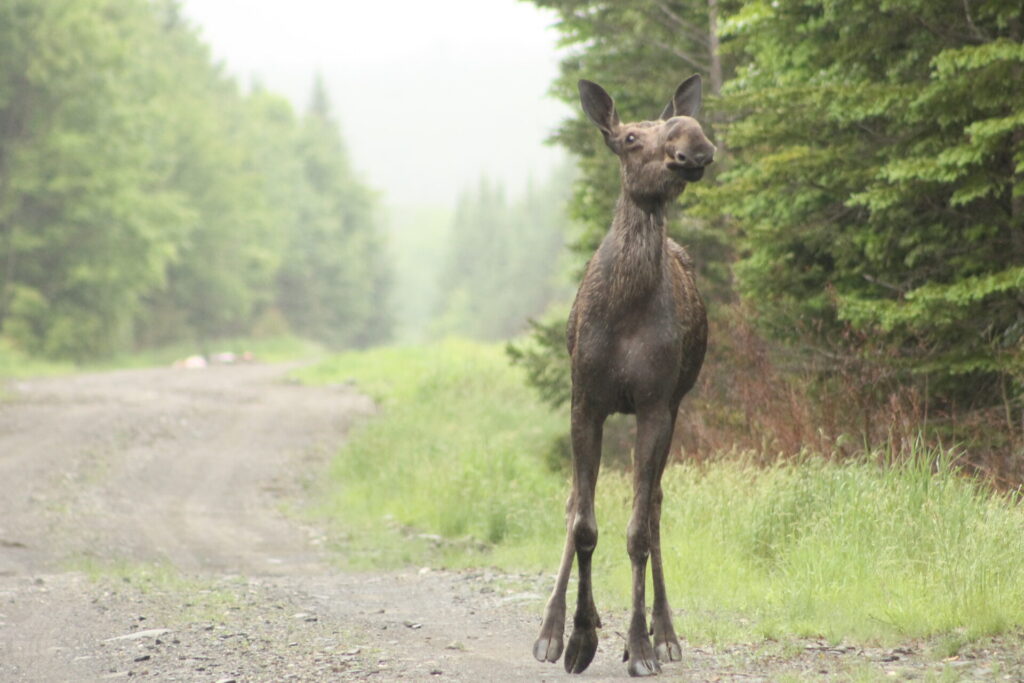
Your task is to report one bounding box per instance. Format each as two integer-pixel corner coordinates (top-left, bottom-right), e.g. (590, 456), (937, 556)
(516, 0), (1024, 470)
(0, 0), (391, 360)
(432, 172), (573, 340)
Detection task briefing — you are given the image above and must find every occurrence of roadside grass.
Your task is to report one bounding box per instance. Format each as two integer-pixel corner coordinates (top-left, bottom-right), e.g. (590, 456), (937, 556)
(631, 454), (1024, 645)
(300, 340), (1024, 648)
(89, 334), (324, 369)
(295, 338), (568, 569)
(0, 337), (74, 380)
(0, 334), (322, 381)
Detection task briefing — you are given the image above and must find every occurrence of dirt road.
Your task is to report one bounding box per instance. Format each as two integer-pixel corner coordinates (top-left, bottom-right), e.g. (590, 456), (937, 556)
(0, 364), (1018, 682)
(0, 363), (651, 682)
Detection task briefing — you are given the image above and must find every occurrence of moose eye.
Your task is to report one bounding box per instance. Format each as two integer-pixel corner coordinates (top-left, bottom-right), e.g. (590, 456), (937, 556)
(625, 133), (637, 144)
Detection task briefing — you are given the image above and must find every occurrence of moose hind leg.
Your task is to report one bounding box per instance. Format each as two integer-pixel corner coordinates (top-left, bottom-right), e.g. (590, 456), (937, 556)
(534, 495), (575, 663)
(650, 485), (682, 663)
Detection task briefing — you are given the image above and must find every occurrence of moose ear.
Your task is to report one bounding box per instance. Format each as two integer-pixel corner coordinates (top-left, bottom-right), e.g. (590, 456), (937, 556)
(578, 79), (620, 137)
(660, 74), (703, 119)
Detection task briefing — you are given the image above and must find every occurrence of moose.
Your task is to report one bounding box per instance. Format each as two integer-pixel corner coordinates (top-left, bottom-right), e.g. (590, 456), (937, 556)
(533, 75), (715, 677)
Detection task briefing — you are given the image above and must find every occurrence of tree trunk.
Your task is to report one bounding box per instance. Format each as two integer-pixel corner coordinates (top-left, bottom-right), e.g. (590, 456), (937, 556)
(1011, 10), (1023, 254)
(707, 0), (723, 97)
(0, 218), (13, 329)
(0, 79), (27, 329)
(0, 140), (16, 329)
(1012, 128), (1024, 261)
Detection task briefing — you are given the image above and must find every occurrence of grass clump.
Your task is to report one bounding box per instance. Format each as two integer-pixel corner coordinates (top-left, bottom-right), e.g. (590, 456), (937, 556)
(302, 340), (1024, 645)
(70, 556), (244, 622)
(296, 338), (568, 567)
(641, 453), (1024, 644)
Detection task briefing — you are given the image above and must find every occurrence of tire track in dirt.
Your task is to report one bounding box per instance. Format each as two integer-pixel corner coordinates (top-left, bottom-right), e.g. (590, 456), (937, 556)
(0, 364), (371, 576)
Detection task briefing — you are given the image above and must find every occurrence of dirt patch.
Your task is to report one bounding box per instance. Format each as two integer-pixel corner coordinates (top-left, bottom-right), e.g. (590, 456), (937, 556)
(0, 364), (1021, 681)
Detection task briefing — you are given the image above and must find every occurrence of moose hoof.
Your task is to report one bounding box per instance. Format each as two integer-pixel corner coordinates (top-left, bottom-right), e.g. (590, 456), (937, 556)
(533, 633), (564, 663)
(625, 638), (662, 677)
(654, 639), (682, 663)
(564, 626), (599, 674)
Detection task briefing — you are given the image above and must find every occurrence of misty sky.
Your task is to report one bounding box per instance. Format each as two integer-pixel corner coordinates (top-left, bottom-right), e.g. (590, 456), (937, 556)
(177, 0), (571, 207)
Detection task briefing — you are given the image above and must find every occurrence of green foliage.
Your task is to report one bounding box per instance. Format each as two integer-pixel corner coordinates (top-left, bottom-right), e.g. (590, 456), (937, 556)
(296, 340), (568, 565)
(433, 170), (573, 340)
(523, 0), (1024, 439)
(276, 77), (392, 349)
(0, 336), (72, 380)
(704, 0), (1024, 407)
(505, 312), (571, 409)
(0, 1), (392, 361)
(0, 0), (193, 359)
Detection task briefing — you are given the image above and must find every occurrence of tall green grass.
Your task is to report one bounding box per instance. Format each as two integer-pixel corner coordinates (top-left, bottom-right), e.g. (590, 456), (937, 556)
(607, 456), (1024, 644)
(301, 340), (1024, 645)
(297, 339), (568, 565)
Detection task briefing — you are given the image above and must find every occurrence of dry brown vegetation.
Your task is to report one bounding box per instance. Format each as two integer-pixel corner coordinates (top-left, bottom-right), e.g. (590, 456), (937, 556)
(672, 304), (1024, 488)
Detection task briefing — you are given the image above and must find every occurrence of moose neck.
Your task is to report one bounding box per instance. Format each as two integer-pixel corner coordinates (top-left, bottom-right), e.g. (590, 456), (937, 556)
(606, 192), (671, 306)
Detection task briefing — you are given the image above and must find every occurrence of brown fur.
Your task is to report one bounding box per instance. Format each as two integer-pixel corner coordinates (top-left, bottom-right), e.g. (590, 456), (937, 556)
(534, 75), (715, 677)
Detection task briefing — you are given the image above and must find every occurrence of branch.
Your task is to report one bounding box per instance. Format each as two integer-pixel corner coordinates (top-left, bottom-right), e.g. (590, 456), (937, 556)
(652, 1), (711, 49)
(862, 273), (909, 296)
(649, 37), (711, 73)
(962, 0), (988, 42)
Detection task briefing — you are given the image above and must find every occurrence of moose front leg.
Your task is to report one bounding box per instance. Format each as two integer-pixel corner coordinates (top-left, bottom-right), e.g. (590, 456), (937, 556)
(563, 403), (604, 674)
(623, 407), (674, 677)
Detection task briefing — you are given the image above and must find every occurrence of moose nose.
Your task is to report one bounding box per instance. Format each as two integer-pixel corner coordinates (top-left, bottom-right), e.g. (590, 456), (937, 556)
(673, 149), (714, 167)
(692, 149), (714, 166)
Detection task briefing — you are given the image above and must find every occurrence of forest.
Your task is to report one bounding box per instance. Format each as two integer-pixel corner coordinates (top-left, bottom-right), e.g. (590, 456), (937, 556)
(0, 0), (574, 361)
(512, 0), (1024, 478)
(0, 0), (393, 358)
